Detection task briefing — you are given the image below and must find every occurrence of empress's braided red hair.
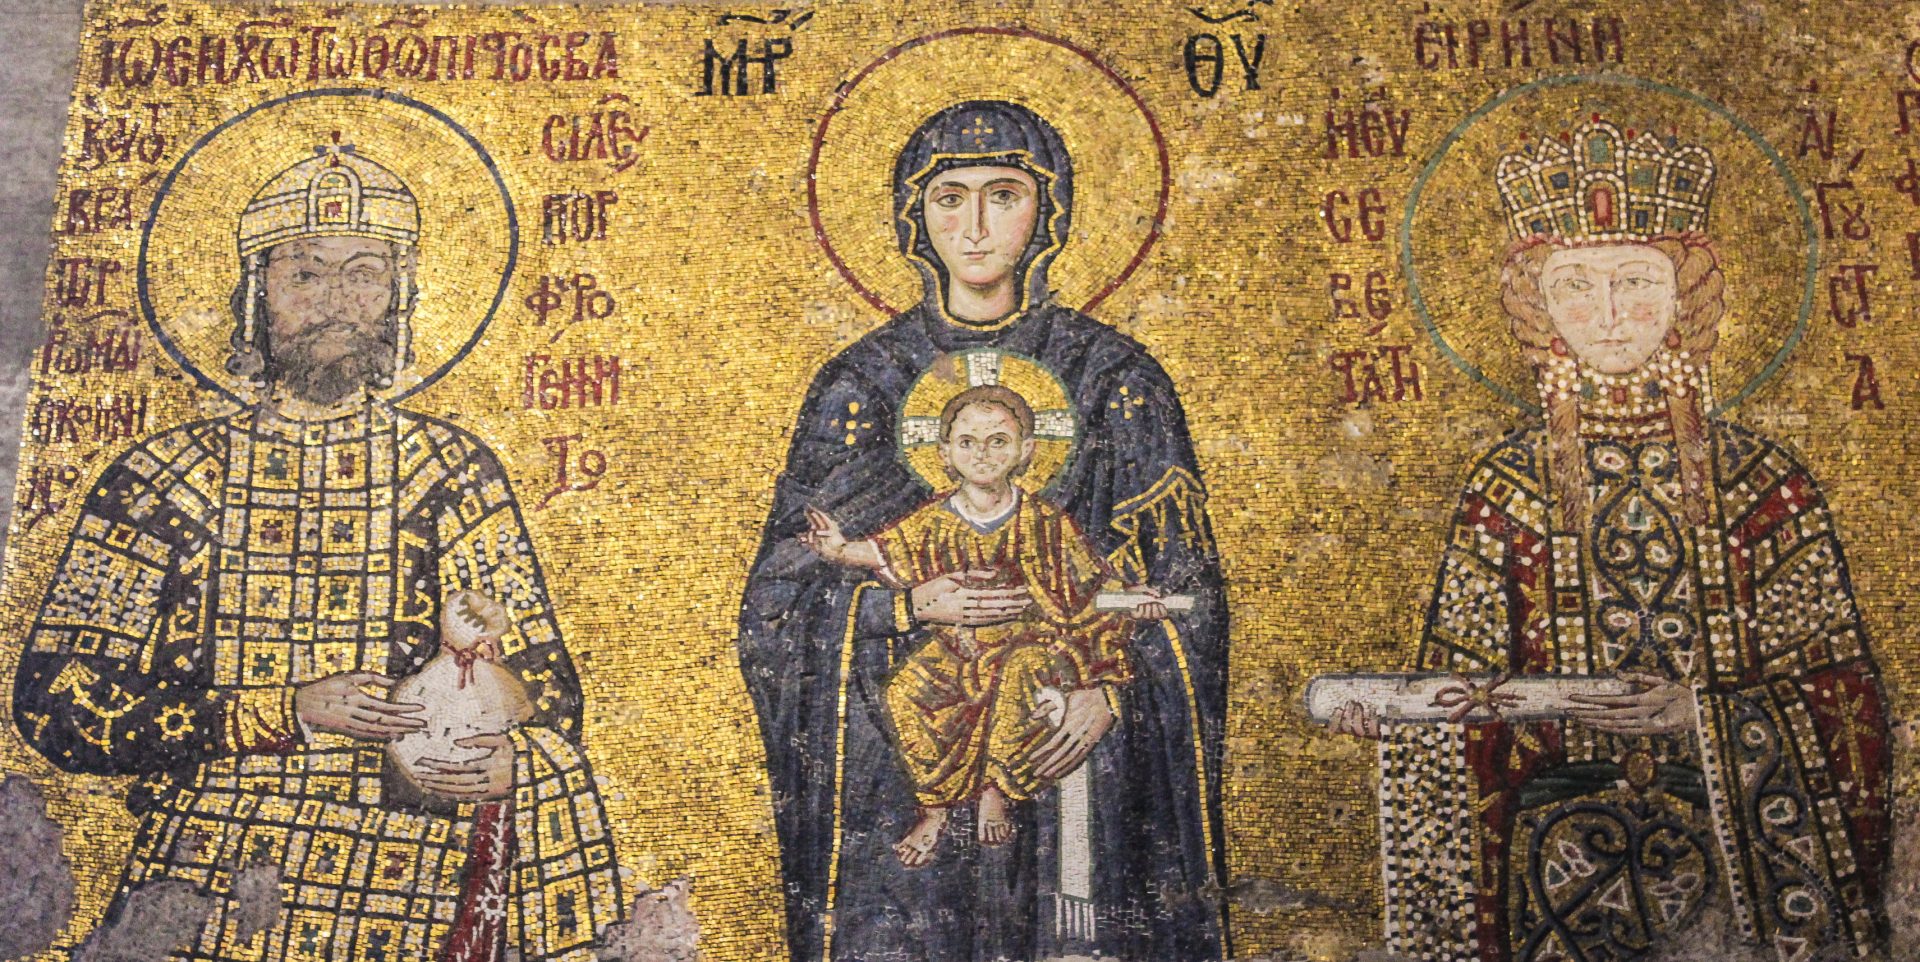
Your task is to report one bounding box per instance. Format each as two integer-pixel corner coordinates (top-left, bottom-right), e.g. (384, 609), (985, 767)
(1499, 234), (1726, 528)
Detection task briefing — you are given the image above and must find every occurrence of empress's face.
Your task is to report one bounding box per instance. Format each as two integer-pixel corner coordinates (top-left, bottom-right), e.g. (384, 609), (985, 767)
(262, 236), (400, 403)
(921, 165), (1040, 291)
(1539, 244), (1679, 375)
(939, 403), (1035, 490)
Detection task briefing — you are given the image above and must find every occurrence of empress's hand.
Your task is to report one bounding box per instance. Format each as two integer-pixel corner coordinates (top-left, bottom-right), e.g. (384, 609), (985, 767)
(1567, 672), (1694, 736)
(1031, 688), (1117, 780)
(1329, 699), (1381, 739)
(414, 733), (514, 801)
(910, 569), (1031, 627)
(295, 671), (425, 741)
(798, 506), (851, 563)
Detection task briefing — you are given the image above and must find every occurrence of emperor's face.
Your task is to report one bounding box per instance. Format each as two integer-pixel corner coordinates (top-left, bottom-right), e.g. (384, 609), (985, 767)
(262, 236), (401, 404)
(1540, 244), (1679, 375)
(939, 402), (1035, 491)
(921, 165), (1040, 292)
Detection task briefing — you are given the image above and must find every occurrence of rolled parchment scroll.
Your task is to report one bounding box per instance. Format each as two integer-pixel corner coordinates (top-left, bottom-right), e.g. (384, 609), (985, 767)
(1093, 591), (1195, 612)
(1304, 672), (1641, 724)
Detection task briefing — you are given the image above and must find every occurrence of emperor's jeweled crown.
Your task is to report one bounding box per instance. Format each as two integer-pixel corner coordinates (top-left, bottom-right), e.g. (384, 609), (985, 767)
(238, 138), (419, 258)
(1496, 119), (1715, 241)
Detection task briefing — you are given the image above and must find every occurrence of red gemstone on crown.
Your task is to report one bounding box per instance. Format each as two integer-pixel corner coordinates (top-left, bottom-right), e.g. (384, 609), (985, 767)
(1590, 186), (1615, 227)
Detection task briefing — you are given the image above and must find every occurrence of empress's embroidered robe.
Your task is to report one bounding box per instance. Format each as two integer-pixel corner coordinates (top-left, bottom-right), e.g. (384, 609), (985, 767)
(1382, 419), (1891, 962)
(12, 401), (623, 962)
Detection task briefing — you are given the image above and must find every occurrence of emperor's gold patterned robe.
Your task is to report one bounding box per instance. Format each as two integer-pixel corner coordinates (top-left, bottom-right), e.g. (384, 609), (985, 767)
(12, 401), (623, 962)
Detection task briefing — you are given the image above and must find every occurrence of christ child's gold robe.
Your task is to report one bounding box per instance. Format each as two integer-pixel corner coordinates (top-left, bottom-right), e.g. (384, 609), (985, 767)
(874, 491), (1133, 806)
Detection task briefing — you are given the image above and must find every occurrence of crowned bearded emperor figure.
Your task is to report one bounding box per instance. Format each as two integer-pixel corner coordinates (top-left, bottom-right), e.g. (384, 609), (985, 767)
(12, 143), (624, 961)
(1324, 121), (1893, 962)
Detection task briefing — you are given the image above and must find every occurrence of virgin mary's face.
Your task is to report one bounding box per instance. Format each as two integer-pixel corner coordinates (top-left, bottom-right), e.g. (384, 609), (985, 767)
(921, 165), (1040, 290)
(1540, 244), (1679, 375)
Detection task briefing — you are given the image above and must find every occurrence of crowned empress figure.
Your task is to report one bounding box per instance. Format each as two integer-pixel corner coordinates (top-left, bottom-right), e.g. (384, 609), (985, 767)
(738, 100), (1230, 961)
(12, 142), (623, 961)
(1333, 121), (1893, 962)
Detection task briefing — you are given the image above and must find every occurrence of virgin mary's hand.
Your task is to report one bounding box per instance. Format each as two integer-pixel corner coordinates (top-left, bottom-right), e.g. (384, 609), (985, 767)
(910, 569), (1032, 627)
(414, 733), (514, 801)
(1031, 688), (1117, 780)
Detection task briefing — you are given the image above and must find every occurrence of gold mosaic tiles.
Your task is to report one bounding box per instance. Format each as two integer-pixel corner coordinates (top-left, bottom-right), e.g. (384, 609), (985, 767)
(5, 2), (1920, 961)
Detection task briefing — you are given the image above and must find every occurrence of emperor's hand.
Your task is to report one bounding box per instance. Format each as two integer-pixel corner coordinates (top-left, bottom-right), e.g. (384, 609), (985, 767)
(415, 733), (514, 801)
(295, 671), (426, 742)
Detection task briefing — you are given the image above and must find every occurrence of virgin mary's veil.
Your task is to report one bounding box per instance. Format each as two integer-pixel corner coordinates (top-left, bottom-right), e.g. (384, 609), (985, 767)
(893, 100), (1074, 320)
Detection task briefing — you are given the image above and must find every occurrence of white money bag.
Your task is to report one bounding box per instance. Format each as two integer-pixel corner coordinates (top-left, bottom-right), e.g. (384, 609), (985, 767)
(386, 589), (535, 796)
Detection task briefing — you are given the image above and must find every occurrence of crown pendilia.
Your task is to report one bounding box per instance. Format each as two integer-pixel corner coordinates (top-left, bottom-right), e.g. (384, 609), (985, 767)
(1496, 118), (1715, 242)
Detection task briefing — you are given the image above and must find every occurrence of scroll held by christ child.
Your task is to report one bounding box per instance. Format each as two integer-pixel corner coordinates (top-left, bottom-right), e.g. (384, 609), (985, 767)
(386, 590), (535, 795)
(1304, 672), (1639, 725)
(1094, 591), (1195, 613)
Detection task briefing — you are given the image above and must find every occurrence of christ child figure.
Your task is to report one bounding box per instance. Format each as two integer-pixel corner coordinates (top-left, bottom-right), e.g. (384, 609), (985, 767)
(801, 384), (1169, 868)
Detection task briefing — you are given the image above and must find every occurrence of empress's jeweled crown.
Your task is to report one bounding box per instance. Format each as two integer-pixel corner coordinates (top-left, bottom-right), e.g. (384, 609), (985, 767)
(1496, 119), (1715, 241)
(237, 138), (419, 258)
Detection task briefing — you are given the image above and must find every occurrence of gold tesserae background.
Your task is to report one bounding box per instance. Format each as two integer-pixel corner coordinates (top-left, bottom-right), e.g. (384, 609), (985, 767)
(7, 1), (1920, 960)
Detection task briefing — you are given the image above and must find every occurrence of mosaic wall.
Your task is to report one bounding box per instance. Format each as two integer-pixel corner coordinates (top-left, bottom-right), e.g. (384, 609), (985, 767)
(4, 1), (1920, 961)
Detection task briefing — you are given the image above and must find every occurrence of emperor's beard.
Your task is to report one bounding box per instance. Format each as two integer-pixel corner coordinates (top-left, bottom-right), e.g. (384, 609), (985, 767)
(269, 319), (393, 406)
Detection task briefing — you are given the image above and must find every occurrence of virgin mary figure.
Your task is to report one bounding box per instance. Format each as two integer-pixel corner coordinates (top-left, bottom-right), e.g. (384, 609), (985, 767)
(737, 101), (1230, 961)
(1332, 120), (1892, 962)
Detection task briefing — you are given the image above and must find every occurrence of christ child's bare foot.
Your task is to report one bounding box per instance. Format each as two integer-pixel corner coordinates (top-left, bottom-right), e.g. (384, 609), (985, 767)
(895, 807), (949, 868)
(977, 785), (1014, 846)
